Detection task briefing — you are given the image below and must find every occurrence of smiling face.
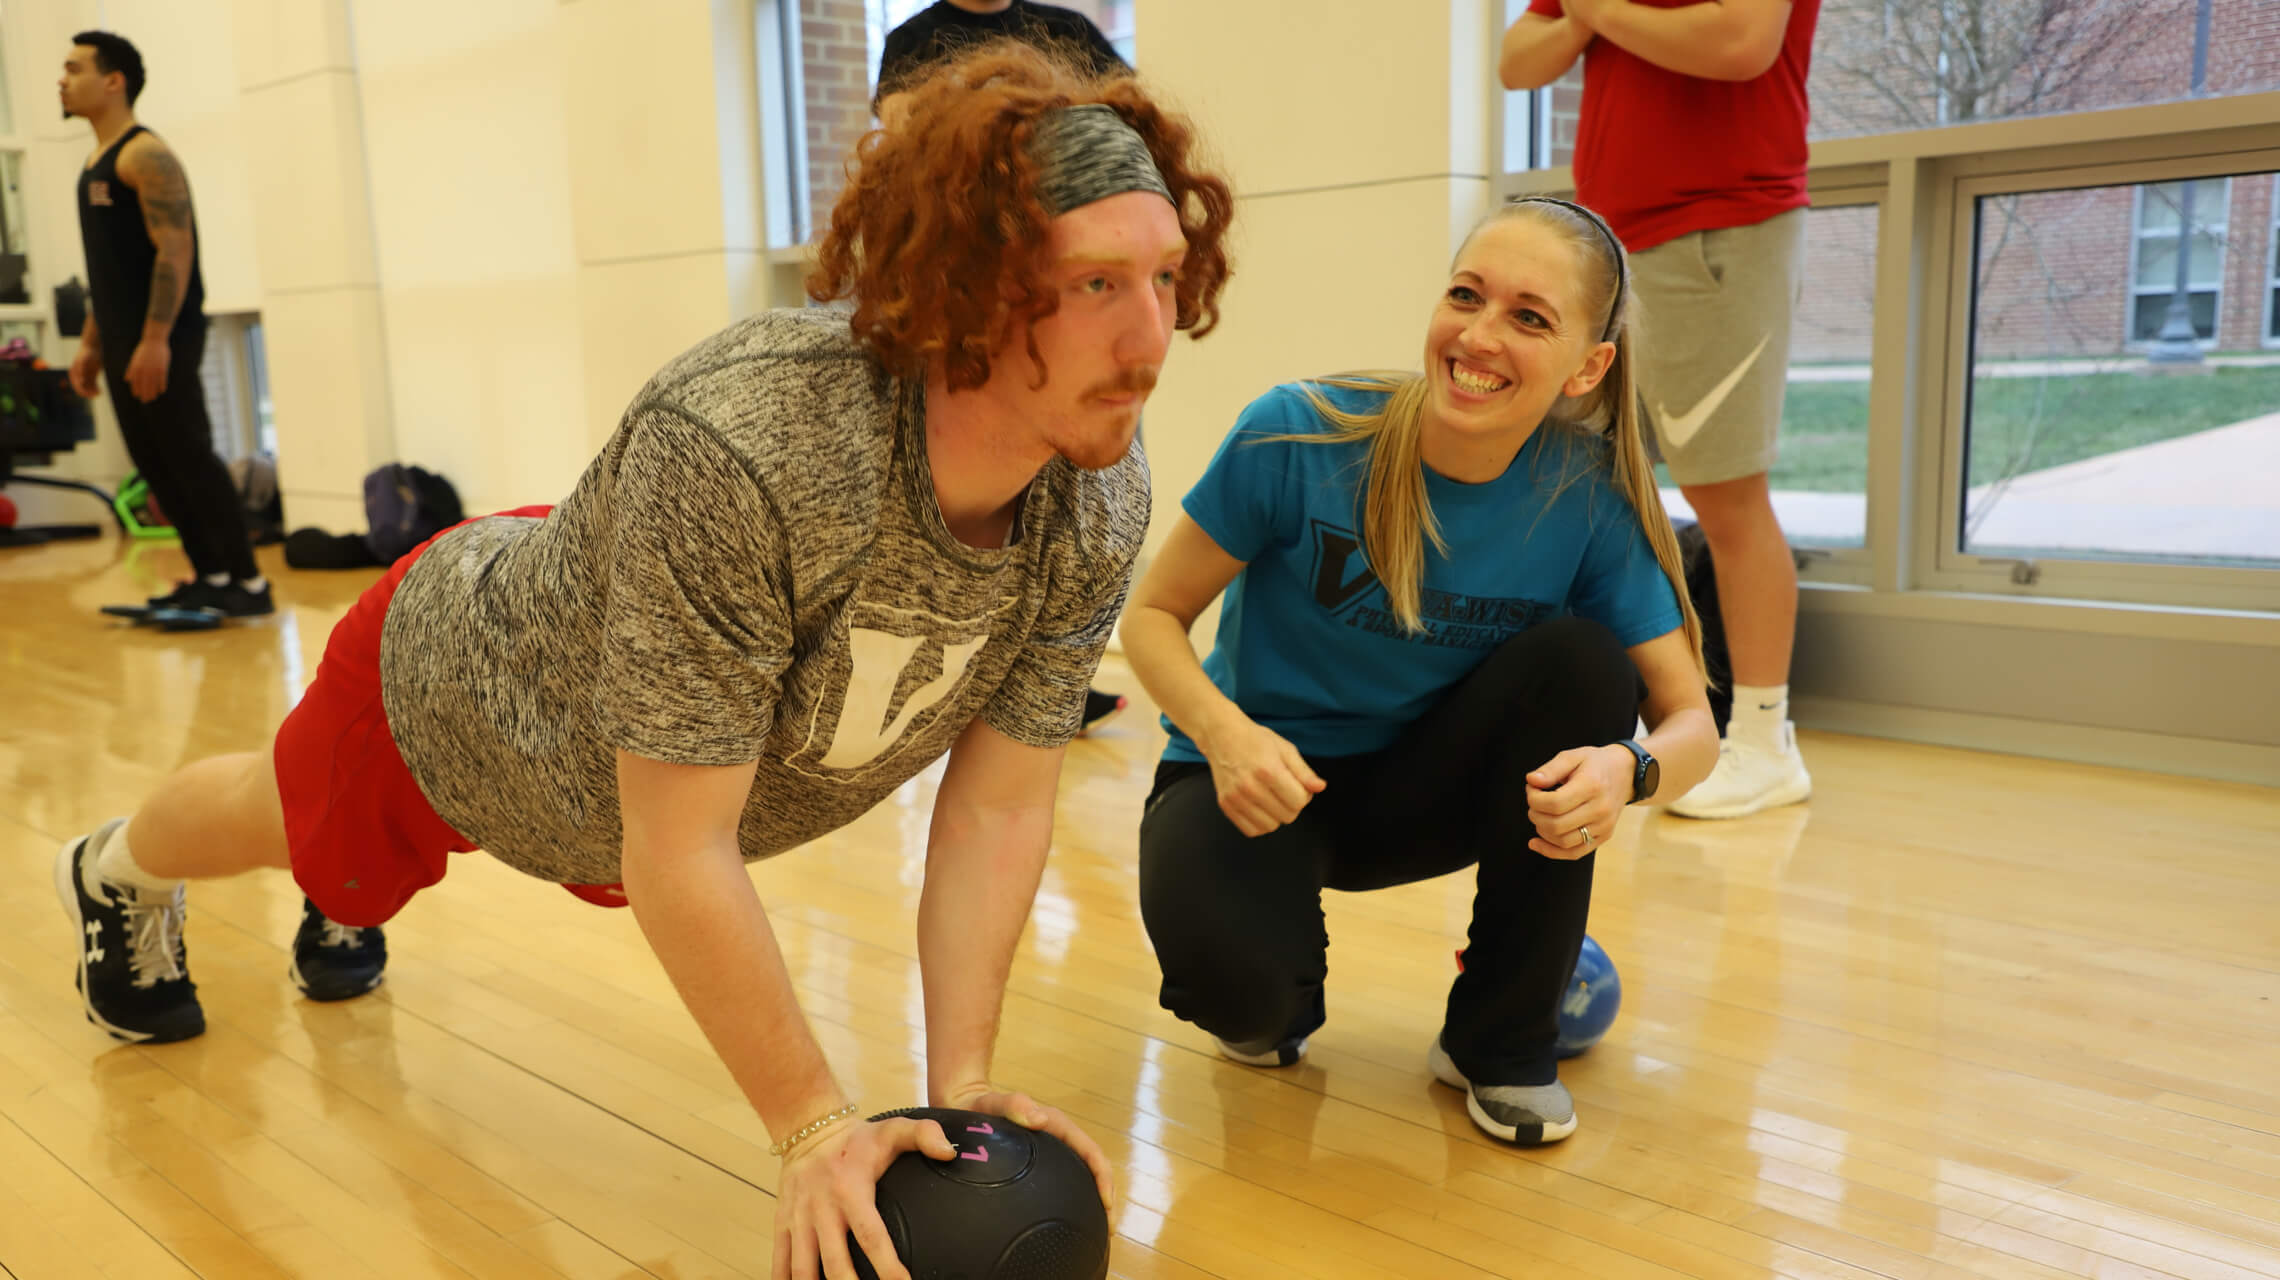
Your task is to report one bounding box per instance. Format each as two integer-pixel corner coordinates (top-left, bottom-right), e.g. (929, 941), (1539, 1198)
(990, 190), (1188, 471)
(1421, 215), (1616, 468)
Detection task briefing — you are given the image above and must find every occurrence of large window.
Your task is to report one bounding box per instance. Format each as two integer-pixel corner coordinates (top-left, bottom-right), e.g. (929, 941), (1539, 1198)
(1960, 171), (2279, 571)
(765, 0), (1138, 248)
(0, 22), (37, 328)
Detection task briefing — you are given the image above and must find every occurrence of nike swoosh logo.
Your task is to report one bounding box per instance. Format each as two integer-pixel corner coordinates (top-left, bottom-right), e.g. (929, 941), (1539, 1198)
(1654, 334), (1772, 450)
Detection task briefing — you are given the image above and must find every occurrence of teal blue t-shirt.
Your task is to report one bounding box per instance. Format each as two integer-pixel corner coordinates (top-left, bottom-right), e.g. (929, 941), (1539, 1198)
(1163, 381), (1683, 763)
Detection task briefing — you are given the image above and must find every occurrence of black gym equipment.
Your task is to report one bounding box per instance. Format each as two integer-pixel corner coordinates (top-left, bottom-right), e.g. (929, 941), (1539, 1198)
(849, 1107), (1110, 1280)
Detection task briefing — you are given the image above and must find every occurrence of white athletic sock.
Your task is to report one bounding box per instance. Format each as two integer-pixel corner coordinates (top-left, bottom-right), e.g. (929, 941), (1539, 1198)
(1727, 683), (1790, 750)
(203, 572), (231, 588)
(238, 575), (268, 593)
(95, 821), (185, 893)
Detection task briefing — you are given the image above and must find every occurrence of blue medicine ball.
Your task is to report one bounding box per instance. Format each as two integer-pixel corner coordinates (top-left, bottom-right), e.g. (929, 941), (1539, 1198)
(850, 1107), (1109, 1280)
(1555, 936), (1622, 1058)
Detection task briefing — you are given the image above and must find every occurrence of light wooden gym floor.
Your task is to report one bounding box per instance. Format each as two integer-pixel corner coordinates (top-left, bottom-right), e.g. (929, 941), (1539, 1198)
(2, 536), (2276, 1280)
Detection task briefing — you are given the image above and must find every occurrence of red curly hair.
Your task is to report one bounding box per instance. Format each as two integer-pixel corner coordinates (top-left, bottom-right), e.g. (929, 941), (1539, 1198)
(806, 42), (1236, 391)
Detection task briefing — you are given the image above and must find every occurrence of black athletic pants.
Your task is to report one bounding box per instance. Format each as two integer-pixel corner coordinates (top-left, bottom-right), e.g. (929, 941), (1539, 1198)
(104, 323), (257, 582)
(1138, 616), (1642, 1087)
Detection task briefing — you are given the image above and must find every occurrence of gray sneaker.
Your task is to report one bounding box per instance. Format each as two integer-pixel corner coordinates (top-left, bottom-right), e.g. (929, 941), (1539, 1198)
(1429, 1037), (1575, 1145)
(1215, 1032), (1310, 1067)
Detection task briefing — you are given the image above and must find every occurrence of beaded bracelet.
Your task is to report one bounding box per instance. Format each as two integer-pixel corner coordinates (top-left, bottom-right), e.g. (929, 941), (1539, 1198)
(769, 1102), (861, 1158)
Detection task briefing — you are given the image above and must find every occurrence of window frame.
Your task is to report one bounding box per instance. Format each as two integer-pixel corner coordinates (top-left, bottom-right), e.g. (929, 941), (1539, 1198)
(2265, 173), (2280, 349)
(1926, 146), (2280, 611)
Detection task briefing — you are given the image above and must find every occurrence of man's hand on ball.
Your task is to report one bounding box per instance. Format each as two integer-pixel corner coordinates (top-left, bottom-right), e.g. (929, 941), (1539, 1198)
(942, 1082), (1116, 1212)
(774, 1112), (954, 1280)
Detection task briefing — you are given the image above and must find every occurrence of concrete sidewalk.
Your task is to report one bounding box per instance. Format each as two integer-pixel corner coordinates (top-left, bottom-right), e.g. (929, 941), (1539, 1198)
(1665, 410), (2280, 561)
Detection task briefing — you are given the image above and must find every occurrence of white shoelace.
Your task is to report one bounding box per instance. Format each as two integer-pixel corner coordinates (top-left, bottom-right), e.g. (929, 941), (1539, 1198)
(123, 890), (188, 989)
(319, 920), (366, 949)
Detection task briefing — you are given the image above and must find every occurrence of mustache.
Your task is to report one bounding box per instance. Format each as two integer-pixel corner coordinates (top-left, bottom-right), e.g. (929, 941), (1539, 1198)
(1084, 367), (1159, 400)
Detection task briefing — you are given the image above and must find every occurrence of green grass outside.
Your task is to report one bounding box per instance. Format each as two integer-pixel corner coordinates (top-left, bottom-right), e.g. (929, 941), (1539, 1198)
(1655, 363), (2280, 493)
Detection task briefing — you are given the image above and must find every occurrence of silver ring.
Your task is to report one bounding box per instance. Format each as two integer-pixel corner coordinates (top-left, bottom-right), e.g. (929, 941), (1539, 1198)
(1578, 825), (1593, 847)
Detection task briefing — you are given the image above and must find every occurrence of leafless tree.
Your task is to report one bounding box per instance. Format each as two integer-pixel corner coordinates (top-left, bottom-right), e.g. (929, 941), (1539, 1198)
(1815, 0), (2183, 132)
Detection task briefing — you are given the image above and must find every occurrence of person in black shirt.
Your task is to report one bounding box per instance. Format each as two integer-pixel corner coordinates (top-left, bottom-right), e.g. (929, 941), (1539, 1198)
(877, 2), (1127, 124)
(878, 1), (1135, 733)
(63, 30), (270, 621)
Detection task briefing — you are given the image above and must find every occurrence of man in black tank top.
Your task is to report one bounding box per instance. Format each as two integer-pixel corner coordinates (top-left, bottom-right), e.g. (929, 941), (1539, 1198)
(875, 2), (1128, 123)
(64, 31), (270, 620)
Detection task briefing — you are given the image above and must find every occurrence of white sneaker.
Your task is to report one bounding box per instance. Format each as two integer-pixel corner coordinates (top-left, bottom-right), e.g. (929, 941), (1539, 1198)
(1428, 1037), (1576, 1145)
(1664, 723), (1812, 819)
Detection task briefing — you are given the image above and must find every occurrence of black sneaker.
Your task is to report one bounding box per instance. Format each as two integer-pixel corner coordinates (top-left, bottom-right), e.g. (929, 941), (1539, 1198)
(147, 580), (222, 610)
(290, 898), (387, 1001)
(212, 581), (275, 618)
(52, 819), (204, 1043)
(1078, 688), (1128, 735)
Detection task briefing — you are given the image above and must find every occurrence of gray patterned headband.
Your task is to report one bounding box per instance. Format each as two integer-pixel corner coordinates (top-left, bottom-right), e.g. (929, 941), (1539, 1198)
(1029, 103), (1174, 217)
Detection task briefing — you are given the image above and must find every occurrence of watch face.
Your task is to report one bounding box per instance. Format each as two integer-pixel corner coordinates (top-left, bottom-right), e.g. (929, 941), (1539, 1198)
(1641, 756), (1660, 799)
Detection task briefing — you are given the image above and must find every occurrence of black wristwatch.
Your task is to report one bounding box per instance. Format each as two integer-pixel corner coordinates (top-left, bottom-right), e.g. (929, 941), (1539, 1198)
(1613, 739), (1659, 804)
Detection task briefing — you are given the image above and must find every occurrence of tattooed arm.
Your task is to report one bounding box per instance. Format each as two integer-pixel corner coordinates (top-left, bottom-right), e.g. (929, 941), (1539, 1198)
(116, 135), (197, 401)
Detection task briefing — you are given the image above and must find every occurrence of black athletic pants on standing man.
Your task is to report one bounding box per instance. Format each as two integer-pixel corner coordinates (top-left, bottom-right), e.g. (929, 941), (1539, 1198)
(104, 322), (257, 583)
(1139, 616), (1643, 1089)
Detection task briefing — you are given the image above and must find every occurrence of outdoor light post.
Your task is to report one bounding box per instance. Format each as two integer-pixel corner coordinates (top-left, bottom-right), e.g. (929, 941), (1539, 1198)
(2148, 0), (2215, 366)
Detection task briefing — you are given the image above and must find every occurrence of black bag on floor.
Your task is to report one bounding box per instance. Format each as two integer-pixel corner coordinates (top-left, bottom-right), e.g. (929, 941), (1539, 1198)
(281, 461), (464, 570)
(362, 463), (463, 564)
(284, 527), (383, 570)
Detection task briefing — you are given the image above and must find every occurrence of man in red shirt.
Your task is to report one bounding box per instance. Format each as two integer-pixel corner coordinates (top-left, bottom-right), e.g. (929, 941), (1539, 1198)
(1503, 0), (1821, 819)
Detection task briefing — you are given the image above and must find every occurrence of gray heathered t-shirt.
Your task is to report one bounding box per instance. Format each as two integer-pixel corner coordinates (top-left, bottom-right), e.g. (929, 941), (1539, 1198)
(377, 309), (1148, 885)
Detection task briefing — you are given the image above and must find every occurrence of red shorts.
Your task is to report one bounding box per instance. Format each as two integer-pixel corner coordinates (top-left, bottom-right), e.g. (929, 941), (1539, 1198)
(275, 506), (630, 926)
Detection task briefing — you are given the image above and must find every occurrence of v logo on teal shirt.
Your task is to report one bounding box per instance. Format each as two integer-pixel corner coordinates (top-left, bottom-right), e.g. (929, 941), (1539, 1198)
(1309, 521), (1380, 615)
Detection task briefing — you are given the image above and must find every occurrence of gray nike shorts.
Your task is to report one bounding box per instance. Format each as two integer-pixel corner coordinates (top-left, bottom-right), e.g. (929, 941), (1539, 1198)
(1631, 207), (1807, 486)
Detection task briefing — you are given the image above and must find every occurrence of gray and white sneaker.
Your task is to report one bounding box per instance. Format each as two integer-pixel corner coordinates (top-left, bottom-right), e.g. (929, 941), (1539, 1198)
(53, 819), (205, 1043)
(1215, 1032), (1310, 1067)
(1429, 1037), (1575, 1145)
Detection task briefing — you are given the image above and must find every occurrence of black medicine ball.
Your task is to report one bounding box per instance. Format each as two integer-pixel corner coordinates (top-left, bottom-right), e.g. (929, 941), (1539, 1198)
(849, 1106), (1109, 1280)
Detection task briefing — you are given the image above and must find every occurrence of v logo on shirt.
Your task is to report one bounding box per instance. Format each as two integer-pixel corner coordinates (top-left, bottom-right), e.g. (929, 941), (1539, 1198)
(1309, 522), (1380, 615)
(815, 628), (988, 769)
